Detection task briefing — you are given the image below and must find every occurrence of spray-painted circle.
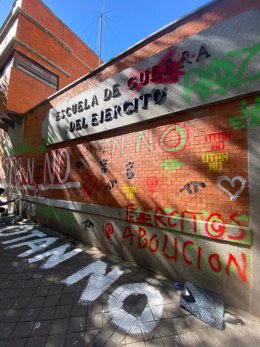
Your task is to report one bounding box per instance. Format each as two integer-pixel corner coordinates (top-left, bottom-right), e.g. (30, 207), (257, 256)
(205, 213), (225, 239)
(160, 124), (188, 153)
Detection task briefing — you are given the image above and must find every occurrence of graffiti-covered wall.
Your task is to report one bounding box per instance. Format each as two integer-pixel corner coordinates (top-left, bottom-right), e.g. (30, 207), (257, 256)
(2, 0), (260, 315)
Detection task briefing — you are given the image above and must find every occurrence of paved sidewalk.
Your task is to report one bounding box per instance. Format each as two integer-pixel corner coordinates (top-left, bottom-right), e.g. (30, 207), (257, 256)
(0, 219), (259, 347)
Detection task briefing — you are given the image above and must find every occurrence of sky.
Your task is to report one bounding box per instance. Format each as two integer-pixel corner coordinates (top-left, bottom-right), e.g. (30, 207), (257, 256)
(0, 0), (212, 62)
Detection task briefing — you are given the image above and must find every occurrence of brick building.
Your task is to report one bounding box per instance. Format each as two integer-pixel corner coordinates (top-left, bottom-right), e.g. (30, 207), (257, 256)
(1, 0), (260, 318)
(0, 0), (99, 132)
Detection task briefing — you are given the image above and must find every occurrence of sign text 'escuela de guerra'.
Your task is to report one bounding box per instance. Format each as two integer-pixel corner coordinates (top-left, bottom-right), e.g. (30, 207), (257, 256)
(42, 10), (260, 144)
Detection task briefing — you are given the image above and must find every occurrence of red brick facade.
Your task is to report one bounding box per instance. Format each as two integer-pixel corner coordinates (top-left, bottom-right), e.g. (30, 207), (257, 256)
(0, 0), (99, 116)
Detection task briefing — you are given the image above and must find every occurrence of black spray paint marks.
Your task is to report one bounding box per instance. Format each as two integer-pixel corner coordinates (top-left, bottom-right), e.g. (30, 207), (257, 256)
(82, 219), (94, 229)
(126, 162), (134, 179)
(180, 181), (206, 194)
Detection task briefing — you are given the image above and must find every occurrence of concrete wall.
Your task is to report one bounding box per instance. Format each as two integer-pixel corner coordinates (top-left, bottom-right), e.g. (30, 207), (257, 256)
(2, 0), (260, 315)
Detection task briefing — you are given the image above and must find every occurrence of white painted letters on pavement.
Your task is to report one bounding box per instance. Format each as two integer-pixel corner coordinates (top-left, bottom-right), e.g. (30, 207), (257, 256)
(62, 260), (124, 303)
(28, 243), (83, 269)
(6, 236), (58, 257)
(106, 283), (164, 335)
(2, 230), (46, 244)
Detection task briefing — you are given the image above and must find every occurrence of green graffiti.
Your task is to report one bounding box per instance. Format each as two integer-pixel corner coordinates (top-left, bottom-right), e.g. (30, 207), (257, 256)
(6, 143), (32, 156)
(45, 134), (55, 146)
(184, 59), (234, 102)
(112, 136), (124, 157)
(160, 160), (182, 171)
(229, 97), (260, 130)
(4, 143), (46, 156)
(160, 125), (187, 152)
(136, 130), (153, 153)
(184, 43), (260, 103)
(36, 142), (47, 154)
(95, 139), (111, 156)
(38, 205), (76, 228)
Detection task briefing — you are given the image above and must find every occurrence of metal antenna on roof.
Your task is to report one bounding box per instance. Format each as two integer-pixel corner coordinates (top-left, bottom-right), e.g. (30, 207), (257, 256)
(98, 13), (103, 66)
(98, 1), (107, 66)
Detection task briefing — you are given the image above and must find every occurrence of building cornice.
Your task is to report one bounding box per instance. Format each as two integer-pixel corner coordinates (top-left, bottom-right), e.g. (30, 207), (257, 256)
(14, 38), (71, 77)
(0, 7), (19, 44)
(0, 36), (71, 79)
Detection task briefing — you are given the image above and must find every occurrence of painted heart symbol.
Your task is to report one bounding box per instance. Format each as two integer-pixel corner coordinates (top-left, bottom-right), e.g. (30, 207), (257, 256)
(216, 176), (246, 201)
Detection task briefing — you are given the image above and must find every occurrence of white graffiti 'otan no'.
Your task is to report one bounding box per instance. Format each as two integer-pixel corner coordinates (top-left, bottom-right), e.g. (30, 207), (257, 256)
(216, 176), (246, 201)
(0, 225), (164, 336)
(62, 261), (124, 303)
(2, 148), (80, 195)
(28, 243), (83, 269)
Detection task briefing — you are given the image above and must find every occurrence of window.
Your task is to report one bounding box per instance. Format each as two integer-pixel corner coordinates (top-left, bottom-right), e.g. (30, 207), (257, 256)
(16, 54), (58, 89)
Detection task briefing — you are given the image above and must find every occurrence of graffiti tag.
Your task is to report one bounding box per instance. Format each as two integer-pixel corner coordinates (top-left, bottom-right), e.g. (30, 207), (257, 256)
(216, 176), (246, 201)
(184, 43), (260, 103)
(180, 181), (206, 194)
(230, 97), (260, 130)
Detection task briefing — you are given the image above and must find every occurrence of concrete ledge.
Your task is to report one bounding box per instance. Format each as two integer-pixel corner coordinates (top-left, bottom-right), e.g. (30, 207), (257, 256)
(14, 194), (252, 246)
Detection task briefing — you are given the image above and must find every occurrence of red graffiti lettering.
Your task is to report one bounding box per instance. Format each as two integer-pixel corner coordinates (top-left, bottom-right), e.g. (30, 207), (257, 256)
(229, 213), (247, 241)
(154, 207), (168, 228)
(122, 225), (249, 283)
(212, 142), (225, 150)
(125, 204), (138, 223)
(127, 49), (185, 92)
(136, 208), (153, 226)
(151, 49), (185, 84)
(167, 210), (179, 228)
(182, 210), (203, 234)
(226, 253), (248, 283)
(162, 235), (178, 260)
(124, 205), (250, 245)
(149, 234), (159, 253)
(208, 253), (222, 273)
(183, 240), (194, 265)
(205, 213), (225, 239)
(205, 131), (231, 143)
(205, 131), (231, 151)
(122, 226), (135, 245)
(138, 227), (149, 249)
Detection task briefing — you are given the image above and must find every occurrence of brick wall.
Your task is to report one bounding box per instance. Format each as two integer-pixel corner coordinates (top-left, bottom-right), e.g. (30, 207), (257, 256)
(1, 0), (100, 116)
(16, 15), (93, 88)
(22, 98), (249, 221)
(20, 0), (99, 70)
(6, 67), (54, 115)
